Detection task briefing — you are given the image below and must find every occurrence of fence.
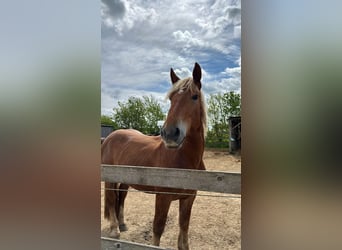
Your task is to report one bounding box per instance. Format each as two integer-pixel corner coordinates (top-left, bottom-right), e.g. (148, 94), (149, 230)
(101, 164), (241, 250)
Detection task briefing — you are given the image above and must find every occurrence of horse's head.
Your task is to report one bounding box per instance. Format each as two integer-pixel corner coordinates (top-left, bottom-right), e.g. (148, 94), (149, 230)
(161, 62), (206, 148)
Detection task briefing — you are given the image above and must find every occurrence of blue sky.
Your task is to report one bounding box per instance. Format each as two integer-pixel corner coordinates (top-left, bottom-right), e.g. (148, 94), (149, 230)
(101, 0), (241, 115)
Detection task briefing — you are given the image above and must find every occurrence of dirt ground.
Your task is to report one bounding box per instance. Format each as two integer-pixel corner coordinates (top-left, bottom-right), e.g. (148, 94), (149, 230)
(101, 150), (241, 250)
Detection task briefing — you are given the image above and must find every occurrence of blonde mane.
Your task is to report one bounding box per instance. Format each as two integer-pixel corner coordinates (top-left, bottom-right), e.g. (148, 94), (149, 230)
(166, 77), (207, 137)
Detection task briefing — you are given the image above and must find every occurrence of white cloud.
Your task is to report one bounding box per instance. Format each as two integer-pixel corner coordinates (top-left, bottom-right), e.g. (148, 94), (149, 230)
(236, 56), (241, 67)
(101, 87), (170, 116)
(172, 30), (207, 48)
(203, 76), (241, 96)
(172, 67), (192, 79)
(234, 25), (241, 39)
(101, 0), (126, 20)
(222, 66), (241, 79)
(102, 0), (159, 35)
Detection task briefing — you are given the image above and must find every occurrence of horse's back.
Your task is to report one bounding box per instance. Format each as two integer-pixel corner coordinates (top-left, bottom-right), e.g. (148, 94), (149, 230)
(101, 129), (162, 166)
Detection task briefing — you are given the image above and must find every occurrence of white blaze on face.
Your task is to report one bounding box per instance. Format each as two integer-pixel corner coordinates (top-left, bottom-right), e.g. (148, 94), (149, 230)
(177, 120), (188, 139)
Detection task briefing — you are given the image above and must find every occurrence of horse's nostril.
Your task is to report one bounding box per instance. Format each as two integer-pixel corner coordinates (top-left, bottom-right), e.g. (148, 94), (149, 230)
(175, 127), (180, 137)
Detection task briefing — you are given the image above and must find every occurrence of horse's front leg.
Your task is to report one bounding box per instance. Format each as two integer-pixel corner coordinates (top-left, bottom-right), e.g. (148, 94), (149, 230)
(178, 193), (196, 250)
(152, 194), (172, 246)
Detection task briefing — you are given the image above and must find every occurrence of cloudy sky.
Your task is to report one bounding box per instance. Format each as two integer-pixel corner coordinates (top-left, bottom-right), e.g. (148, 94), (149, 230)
(101, 0), (241, 115)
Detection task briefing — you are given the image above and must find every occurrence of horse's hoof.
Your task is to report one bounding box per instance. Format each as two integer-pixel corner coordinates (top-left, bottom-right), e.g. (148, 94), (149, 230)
(109, 229), (120, 239)
(101, 227), (120, 239)
(119, 224), (128, 232)
(108, 226), (120, 239)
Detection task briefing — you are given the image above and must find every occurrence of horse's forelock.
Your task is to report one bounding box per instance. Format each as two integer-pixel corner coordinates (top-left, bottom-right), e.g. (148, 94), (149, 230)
(166, 77), (191, 98)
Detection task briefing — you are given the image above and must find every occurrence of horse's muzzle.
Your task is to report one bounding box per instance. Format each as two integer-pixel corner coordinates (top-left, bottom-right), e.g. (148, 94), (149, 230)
(161, 125), (185, 148)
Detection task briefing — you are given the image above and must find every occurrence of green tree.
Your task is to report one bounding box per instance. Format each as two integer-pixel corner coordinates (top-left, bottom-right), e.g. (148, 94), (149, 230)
(222, 91), (241, 117)
(113, 95), (164, 135)
(101, 115), (118, 129)
(206, 91), (241, 148)
(142, 96), (165, 134)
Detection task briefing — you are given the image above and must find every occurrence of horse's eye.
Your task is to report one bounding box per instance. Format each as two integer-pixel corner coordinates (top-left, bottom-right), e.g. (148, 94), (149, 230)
(192, 94), (198, 100)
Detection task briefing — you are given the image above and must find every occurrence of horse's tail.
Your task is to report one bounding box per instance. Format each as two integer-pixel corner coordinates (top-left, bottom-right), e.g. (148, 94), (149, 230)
(102, 132), (122, 220)
(104, 182), (118, 219)
(102, 134), (117, 219)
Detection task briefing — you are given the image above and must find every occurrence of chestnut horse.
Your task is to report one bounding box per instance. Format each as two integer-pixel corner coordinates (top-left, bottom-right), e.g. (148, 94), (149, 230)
(101, 63), (207, 250)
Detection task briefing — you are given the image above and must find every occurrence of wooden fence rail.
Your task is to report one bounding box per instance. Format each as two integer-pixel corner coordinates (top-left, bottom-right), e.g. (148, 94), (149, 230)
(101, 237), (171, 250)
(101, 164), (241, 249)
(101, 164), (241, 194)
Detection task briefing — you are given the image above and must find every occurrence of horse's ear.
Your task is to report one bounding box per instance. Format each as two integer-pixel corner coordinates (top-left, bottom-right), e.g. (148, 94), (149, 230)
(193, 62), (202, 89)
(170, 68), (180, 85)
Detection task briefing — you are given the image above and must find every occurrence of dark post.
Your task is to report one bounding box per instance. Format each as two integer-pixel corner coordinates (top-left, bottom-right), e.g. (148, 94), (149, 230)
(228, 116), (241, 153)
(101, 124), (114, 143)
